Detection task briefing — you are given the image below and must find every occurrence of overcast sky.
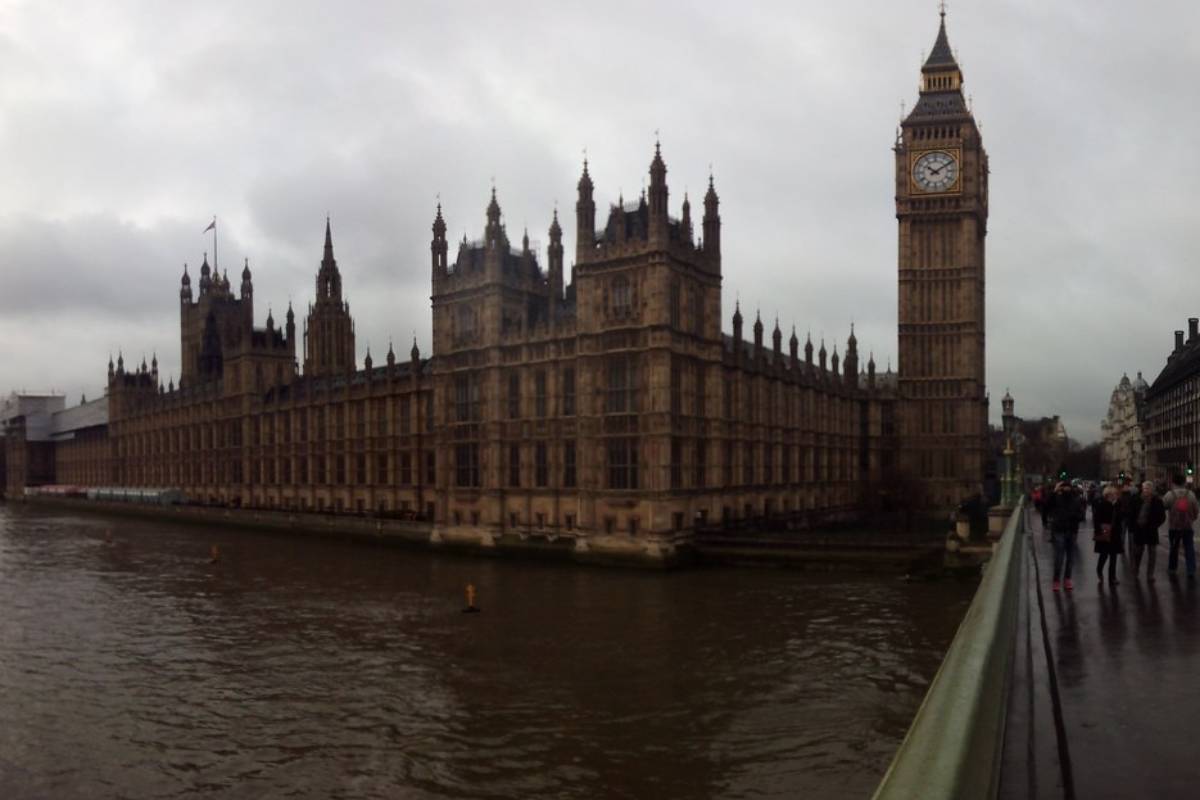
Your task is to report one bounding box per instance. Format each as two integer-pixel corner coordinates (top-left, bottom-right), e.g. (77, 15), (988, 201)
(2, 0), (1197, 443)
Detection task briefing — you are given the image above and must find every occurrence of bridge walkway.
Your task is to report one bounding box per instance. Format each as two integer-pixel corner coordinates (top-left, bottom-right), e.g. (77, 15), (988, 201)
(1006, 509), (1200, 799)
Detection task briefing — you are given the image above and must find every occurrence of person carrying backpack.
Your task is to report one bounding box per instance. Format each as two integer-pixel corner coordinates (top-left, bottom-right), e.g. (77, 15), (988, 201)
(1161, 474), (1199, 580)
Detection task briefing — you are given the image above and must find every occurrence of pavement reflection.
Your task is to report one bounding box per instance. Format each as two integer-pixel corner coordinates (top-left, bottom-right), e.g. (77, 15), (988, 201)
(1031, 511), (1199, 800)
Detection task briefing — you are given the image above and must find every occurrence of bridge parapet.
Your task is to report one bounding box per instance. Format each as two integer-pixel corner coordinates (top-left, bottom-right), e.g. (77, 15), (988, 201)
(872, 500), (1025, 800)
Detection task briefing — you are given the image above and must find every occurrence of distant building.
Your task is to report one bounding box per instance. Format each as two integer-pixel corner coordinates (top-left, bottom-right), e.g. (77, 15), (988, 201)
(1, 392), (108, 496)
(1145, 318), (1200, 478)
(1099, 372), (1147, 479)
(1018, 415), (1069, 480)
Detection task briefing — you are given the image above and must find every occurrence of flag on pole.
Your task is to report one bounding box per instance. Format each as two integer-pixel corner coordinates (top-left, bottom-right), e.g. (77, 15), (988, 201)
(203, 218), (216, 233)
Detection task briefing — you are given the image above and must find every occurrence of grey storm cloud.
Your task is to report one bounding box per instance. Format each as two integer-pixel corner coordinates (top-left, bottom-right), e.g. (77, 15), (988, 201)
(2, 0), (1199, 443)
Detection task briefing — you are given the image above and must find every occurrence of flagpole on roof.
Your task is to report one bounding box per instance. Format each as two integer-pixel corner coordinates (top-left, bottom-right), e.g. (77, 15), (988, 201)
(202, 216), (217, 271)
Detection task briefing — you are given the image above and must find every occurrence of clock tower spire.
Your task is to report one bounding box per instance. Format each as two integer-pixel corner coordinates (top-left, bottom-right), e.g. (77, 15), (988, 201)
(895, 9), (989, 508)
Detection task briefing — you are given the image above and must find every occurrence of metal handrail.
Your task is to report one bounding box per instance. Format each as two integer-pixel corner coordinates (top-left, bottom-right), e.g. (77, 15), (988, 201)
(872, 499), (1025, 800)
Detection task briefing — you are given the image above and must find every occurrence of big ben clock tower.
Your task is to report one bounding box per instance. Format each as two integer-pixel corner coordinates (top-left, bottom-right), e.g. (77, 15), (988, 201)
(896, 10), (989, 508)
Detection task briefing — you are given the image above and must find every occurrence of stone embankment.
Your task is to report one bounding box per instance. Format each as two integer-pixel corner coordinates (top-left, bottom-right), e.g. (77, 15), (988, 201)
(18, 496), (947, 571)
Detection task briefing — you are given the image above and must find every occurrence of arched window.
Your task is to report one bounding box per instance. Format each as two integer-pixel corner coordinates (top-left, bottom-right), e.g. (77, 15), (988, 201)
(612, 275), (632, 317)
(456, 305), (477, 341)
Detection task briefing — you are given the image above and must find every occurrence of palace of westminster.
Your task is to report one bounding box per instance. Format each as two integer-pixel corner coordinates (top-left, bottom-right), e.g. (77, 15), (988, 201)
(2, 15), (991, 547)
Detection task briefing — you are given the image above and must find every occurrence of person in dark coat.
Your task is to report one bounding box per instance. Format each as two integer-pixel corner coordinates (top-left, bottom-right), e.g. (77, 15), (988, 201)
(1047, 481), (1084, 591)
(1128, 480), (1166, 581)
(1094, 484), (1125, 586)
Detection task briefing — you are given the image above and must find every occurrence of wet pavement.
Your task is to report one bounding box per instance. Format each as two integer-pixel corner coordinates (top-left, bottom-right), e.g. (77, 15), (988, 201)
(1017, 509), (1199, 799)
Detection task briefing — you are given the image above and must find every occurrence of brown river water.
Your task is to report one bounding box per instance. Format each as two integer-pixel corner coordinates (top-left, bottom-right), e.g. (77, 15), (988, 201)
(0, 505), (974, 799)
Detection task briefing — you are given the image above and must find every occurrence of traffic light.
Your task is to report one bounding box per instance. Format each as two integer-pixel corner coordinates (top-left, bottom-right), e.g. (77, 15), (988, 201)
(1119, 471), (1126, 482)
(1058, 467), (1068, 481)
(1187, 462), (1195, 477)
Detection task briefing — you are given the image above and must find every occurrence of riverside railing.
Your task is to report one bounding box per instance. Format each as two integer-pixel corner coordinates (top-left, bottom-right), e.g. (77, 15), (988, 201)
(871, 499), (1025, 800)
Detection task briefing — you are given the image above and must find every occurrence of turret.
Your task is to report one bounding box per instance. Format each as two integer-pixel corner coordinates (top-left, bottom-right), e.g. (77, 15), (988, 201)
(818, 339), (827, 372)
(576, 159), (595, 264)
(548, 209), (564, 307)
(681, 193), (693, 244)
(151, 352), (158, 384)
(486, 187), (503, 249)
(432, 202), (448, 281)
(753, 311), (764, 365)
(831, 346), (840, 376)
(844, 324), (859, 388)
(386, 340), (396, 370)
(316, 217), (342, 302)
(410, 337), (421, 374)
(117, 351), (124, 375)
(364, 347), (373, 372)
(108, 354), (115, 382)
(240, 258), (253, 300)
(648, 141), (668, 244)
(199, 253), (212, 295)
(805, 332), (814, 367)
(868, 353), (876, 390)
(772, 317), (782, 356)
(285, 302), (295, 342)
(304, 218), (355, 378)
(180, 264), (192, 303)
(732, 301), (744, 357)
(702, 173), (720, 270)
(789, 326), (799, 367)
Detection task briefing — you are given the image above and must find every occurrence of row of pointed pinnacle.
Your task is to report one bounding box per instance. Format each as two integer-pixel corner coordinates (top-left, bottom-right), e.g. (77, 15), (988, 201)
(142, 134), (876, 392)
(431, 140), (719, 253)
(732, 300), (880, 375)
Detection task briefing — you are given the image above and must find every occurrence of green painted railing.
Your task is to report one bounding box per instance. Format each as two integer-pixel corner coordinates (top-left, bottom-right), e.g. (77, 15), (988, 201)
(872, 500), (1025, 800)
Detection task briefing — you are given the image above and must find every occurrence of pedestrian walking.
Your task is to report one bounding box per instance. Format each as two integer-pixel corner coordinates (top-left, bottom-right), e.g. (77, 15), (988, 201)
(1094, 484), (1124, 587)
(1128, 481), (1165, 581)
(1117, 478), (1138, 560)
(1162, 474), (1199, 581)
(1048, 481), (1083, 591)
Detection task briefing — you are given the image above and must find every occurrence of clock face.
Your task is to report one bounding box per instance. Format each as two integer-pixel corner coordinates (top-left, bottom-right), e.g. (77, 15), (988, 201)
(913, 151), (959, 193)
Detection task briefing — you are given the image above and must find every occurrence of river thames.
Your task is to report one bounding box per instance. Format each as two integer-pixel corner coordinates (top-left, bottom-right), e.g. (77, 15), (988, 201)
(0, 505), (974, 799)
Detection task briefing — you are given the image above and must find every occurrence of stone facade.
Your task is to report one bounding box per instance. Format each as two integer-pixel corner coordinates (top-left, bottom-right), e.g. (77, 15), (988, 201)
(1100, 373), (1147, 479)
(894, 13), (990, 507)
(425, 147), (899, 550)
(1145, 319), (1200, 478)
(4, 14), (988, 543)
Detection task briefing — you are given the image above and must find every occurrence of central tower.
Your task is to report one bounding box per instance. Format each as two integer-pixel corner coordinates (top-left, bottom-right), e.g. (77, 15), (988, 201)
(896, 11), (989, 507)
(304, 218), (356, 377)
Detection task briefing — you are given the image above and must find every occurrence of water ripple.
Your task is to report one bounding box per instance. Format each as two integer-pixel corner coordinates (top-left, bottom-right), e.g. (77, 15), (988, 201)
(0, 506), (973, 799)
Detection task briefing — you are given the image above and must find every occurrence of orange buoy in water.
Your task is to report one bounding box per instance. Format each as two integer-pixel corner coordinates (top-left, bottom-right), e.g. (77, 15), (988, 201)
(462, 583), (480, 613)
(210, 544), (221, 564)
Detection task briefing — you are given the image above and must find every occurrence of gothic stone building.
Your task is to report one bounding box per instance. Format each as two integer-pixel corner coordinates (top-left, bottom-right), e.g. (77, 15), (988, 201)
(9, 14), (988, 550)
(895, 12), (990, 506)
(1100, 372), (1148, 479)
